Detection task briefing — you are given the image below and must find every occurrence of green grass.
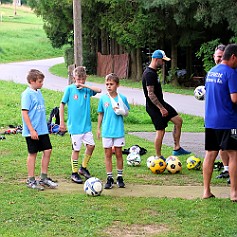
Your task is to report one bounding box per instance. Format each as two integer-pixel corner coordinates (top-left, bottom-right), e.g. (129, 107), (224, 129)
(1, 5), (237, 237)
(0, 4), (65, 63)
(1, 81), (236, 237)
(50, 63), (196, 95)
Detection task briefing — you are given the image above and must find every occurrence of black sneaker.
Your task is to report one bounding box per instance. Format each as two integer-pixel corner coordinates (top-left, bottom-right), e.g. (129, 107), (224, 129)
(117, 176), (125, 188)
(71, 173), (83, 184)
(216, 170), (229, 179)
(104, 177), (114, 189)
(227, 178), (231, 185)
(79, 166), (91, 179)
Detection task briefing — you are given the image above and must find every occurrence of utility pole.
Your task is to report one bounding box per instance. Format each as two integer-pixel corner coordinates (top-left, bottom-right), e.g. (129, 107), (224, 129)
(73, 0), (83, 67)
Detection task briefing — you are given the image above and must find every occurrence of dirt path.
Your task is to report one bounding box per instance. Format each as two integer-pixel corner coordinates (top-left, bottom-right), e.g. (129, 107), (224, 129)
(46, 180), (230, 199)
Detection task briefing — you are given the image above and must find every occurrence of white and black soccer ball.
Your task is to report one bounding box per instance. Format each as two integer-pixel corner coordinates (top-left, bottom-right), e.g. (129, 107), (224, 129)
(166, 156), (182, 174)
(194, 86), (206, 101)
(129, 145), (141, 155)
(146, 156), (156, 168)
(127, 153), (141, 166)
(84, 177), (103, 196)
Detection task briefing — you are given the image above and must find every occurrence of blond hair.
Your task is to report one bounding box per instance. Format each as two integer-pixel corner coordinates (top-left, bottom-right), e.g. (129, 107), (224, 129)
(73, 66), (87, 78)
(26, 69), (45, 83)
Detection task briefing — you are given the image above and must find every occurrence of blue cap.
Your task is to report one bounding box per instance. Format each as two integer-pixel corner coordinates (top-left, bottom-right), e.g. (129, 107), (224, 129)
(152, 49), (171, 61)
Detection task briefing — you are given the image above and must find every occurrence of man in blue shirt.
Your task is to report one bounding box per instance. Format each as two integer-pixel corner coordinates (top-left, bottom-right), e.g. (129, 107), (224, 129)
(203, 44), (237, 202)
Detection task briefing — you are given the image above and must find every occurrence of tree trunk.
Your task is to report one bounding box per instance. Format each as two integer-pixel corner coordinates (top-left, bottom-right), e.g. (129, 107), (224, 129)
(170, 38), (178, 86)
(135, 48), (142, 81)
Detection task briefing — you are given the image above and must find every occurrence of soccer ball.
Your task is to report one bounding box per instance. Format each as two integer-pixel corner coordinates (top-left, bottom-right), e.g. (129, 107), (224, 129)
(194, 86), (206, 100)
(149, 158), (167, 174)
(127, 153), (141, 166)
(129, 145), (141, 155)
(166, 156), (182, 174)
(146, 156), (157, 168)
(186, 156), (202, 170)
(84, 177), (103, 196)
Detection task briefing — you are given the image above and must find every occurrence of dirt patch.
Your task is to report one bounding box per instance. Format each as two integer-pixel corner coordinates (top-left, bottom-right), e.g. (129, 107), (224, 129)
(42, 179), (230, 199)
(104, 222), (169, 237)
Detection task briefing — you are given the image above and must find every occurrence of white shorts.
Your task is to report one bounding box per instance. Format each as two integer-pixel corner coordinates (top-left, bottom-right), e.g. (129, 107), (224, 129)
(71, 132), (95, 151)
(102, 137), (125, 148)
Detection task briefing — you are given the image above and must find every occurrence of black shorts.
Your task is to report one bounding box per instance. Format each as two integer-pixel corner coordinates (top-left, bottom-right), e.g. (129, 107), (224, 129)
(146, 102), (178, 130)
(25, 134), (52, 154)
(205, 128), (237, 151)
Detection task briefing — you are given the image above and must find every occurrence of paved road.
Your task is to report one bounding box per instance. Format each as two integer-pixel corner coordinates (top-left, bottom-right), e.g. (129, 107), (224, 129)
(0, 57), (205, 117)
(0, 57), (206, 157)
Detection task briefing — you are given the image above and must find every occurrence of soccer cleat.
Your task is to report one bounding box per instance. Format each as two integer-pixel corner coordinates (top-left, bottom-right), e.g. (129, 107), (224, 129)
(172, 147), (191, 156)
(40, 177), (58, 188)
(79, 166), (91, 179)
(71, 172), (83, 184)
(104, 177), (114, 189)
(26, 180), (44, 191)
(216, 170), (229, 179)
(117, 176), (125, 188)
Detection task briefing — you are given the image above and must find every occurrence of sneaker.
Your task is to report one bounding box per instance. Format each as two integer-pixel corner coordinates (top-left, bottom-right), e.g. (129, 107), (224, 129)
(172, 147), (191, 156)
(79, 166), (91, 179)
(216, 170), (229, 179)
(159, 155), (166, 161)
(227, 178), (231, 185)
(26, 179), (44, 191)
(117, 176), (125, 188)
(71, 172), (83, 184)
(104, 177), (114, 189)
(40, 177), (58, 189)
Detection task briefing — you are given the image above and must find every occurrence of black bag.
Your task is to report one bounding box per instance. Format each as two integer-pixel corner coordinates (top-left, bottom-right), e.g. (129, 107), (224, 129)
(122, 145), (147, 156)
(48, 107), (60, 125)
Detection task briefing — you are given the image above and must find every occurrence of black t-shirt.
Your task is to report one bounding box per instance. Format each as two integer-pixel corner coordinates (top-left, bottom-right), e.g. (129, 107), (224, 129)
(142, 67), (164, 107)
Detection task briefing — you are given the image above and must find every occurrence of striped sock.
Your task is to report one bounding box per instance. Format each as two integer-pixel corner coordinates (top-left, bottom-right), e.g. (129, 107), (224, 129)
(117, 169), (123, 177)
(71, 159), (78, 173)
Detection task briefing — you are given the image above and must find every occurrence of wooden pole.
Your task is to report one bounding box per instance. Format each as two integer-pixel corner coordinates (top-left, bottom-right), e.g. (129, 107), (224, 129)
(73, 0), (83, 67)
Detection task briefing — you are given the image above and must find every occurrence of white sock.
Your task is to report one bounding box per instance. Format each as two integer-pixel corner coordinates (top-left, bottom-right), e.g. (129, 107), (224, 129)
(224, 166), (229, 172)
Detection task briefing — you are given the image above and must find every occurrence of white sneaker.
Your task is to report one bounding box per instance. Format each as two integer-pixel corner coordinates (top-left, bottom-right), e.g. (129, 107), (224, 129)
(40, 177), (58, 189)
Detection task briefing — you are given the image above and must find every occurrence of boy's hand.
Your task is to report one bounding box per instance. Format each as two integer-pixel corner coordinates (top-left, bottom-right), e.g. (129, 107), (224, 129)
(59, 123), (67, 132)
(30, 130), (39, 140)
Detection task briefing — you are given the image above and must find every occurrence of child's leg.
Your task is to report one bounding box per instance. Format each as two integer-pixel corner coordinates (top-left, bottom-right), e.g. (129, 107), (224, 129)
(115, 147), (123, 170)
(82, 144), (95, 168)
(27, 153), (37, 178)
(71, 150), (80, 173)
(105, 147), (113, 173)
(41, 149), (52, 175)
(115, 147), (125, 188)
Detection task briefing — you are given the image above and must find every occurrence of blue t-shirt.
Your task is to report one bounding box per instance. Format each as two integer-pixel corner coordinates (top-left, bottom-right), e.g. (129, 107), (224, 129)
(205, 64), (237, 129)
(61, 84), (96, 135)
(21, 87), (49, 137)
(97, 93), (130, 138)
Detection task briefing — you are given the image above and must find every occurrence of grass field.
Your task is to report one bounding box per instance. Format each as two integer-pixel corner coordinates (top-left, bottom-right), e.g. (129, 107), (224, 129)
(0, 4), (65, 63)
(1, 4), (237, 237)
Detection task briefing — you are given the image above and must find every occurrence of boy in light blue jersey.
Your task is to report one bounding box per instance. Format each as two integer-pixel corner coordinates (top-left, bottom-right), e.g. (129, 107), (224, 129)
(21, 69), (58, 190)
(97, 73), (130, 189)
(59, 66), (102, 184)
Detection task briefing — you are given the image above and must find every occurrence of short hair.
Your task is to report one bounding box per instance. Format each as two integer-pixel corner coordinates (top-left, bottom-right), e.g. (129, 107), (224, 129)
(27, 69), (44, 83)
(73, 66), (86, 78)
(215, 44), (226, 52)
(105, 73), (119, 84)
(222, 44), (237, 60)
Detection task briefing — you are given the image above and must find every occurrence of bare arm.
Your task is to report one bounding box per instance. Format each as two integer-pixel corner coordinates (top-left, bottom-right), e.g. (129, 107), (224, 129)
(231, 93), (237, 104)
(78, 83), (102, 93)
(97, 112), (103, 139)
(59, 102), (67, 132)
(22, 110), (39, 140)
(147, 85), (168, 117)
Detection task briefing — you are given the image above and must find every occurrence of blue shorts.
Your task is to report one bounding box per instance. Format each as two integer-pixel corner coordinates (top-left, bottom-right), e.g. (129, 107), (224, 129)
(25, 134), (52, 154)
